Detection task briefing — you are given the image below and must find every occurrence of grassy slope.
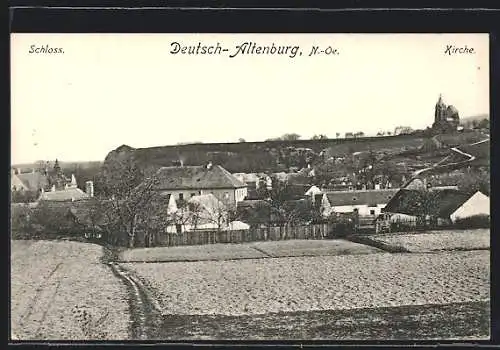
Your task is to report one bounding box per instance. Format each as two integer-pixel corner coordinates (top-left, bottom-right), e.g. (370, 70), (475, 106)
(152, 301), (490, 340)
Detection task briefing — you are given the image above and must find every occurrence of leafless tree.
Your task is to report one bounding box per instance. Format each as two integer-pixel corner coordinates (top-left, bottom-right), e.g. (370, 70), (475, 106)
(95, 154), (164, 247)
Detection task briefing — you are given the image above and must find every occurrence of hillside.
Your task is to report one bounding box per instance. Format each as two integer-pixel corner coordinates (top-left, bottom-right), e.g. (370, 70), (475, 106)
(460, 114), (489, 123)
(108, 134), (430, 174)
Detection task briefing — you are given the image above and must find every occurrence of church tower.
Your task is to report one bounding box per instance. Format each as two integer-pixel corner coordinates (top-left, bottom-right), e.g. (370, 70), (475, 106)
(434, 94), (446, 123)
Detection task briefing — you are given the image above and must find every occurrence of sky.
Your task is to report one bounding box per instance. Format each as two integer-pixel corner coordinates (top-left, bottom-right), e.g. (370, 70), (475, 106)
(11, 33), (489, 164)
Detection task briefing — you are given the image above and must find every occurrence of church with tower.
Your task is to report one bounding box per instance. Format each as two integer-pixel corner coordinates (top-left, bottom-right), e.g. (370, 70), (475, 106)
(48, 159), (77, 191)
(432, 94), (460, 133)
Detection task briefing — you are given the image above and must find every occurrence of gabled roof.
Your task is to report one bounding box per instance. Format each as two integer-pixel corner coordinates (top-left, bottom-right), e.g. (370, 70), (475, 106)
(68, 199), (111, 227)
(40, 188), (90, 202)
(305, 185), (322, 196)
(382, 189), (428, 216)
(11, 175), (29, 191)
(15, 172), (49, 191)
(324, 189), (399, 207)
(188, 194), (228, 225)
(232, 173), (261, 184)
(383, 188), (473, 218)
(188, 194), (226, 213)
(154, 165), (246, 190)
(431, 189), (471, 218)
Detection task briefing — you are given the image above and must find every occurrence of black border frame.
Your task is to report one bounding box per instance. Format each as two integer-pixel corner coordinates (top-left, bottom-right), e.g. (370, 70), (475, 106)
(6, 5), (499, 349)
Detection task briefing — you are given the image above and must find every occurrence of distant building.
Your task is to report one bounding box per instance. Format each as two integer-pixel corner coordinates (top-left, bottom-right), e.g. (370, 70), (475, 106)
(394, 126), (413, 135)
(432, 94), (460, 133)
(305, 185), (323, 198)
(39, 186), (91, 202)
(151, 163), (248, 207)
(315, 188), (399, 218)
(11, 168), (48, 193)
(382, 188), (489, 226)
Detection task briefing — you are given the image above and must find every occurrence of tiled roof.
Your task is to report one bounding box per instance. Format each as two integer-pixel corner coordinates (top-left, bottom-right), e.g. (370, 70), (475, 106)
(232, 173), (260, 184)
(69, 200), (111, 226)
(11, 175), (29, 191)
(15, 172), (49, 191)
(383, 188), (473, 218)
(325, 189), (399, 207)
(431, 189), (472, 218)
(382, 189), (428, 216)
(40, 188), (90, 202)
(154, 165), (246, 190)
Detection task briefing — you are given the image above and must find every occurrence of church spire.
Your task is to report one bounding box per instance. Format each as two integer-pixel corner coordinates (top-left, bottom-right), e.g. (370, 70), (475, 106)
(436, 94), (445, 107)
(53, 159), (61, 173)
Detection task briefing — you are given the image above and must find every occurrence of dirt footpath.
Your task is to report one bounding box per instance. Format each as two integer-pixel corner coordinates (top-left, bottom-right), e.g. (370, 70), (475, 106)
(11, 240), (130, 340)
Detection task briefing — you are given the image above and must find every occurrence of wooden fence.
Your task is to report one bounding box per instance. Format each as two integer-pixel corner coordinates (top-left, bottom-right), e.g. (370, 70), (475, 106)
(145, 223), (334, 247)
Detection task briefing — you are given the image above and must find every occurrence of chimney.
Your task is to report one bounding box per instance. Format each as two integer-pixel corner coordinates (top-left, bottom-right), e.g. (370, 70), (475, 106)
(51, 185), (56, 192)
(180, 159), (184, 167)
(206, 161), (213, 170)
(85, 181), (94, 198)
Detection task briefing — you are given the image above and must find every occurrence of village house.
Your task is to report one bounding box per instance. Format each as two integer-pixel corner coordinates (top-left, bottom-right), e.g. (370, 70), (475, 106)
(381, 187), (490, 228)
(315, 188), (400, 219)
(11, 168), (49, 193)
(167, 194), (249, 233)
(152, 162), (248, 207)
(394, 126), (413, 135)
(305, 185), (323, 198)
(232, 172), (272, 191)
(39, 177), (93, 202)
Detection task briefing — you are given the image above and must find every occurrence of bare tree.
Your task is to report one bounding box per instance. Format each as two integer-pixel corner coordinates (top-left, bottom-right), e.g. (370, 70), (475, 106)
(95, 154), (163, 247)
(187, 196), (231, 232)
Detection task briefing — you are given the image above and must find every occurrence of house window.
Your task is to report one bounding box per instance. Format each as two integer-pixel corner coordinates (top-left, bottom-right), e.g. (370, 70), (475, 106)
(191, 193), (196, 197)
(370, 209), (376, 215)
(179, 193), (184, 200)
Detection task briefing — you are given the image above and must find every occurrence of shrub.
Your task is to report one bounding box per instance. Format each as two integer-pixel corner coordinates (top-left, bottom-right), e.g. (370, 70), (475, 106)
(454, 215), (490, 229)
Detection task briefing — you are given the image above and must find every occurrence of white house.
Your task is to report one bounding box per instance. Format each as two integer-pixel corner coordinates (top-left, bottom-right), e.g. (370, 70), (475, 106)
(382, 188), (490, 226)
(317, 189), (399, 218)
(305, 185), (323, 205)
(166, 193), (246, 233)
(152, 163), (248, 207)
(449, 191), (489, 223)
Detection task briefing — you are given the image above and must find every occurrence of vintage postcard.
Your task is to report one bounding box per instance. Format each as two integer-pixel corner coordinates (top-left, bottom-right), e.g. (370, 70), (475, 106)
(10, 33), (490, 341)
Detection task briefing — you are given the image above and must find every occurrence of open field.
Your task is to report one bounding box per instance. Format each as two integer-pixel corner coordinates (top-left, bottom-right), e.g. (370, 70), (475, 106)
(364, 229), (489, 253)
(119, 243), (268, 263)
(251, 239), (381, 257)
(153, 301), (489, 340)
(11, 240), (129, 340)
(122, 250), (489, 317)
(118, 239), (382, 263)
